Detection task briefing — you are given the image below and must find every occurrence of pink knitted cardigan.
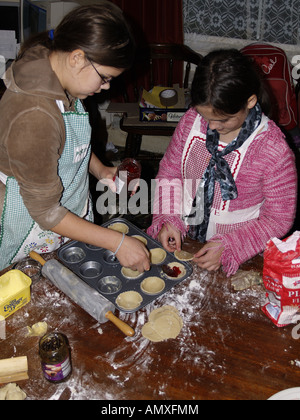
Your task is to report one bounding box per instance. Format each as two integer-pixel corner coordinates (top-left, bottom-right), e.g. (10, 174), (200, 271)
(147, 107), (298, 276)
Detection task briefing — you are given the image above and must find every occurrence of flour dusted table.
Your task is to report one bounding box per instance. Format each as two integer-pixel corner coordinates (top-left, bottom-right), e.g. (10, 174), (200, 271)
(1, 238), (300, 400)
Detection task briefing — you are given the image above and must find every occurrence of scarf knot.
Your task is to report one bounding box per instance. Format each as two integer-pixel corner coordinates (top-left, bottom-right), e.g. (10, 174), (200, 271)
(187, 103), (262, 242)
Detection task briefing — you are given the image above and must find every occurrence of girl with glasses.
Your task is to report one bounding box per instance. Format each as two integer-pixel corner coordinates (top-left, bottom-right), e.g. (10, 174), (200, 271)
(0, 2), (150, 272)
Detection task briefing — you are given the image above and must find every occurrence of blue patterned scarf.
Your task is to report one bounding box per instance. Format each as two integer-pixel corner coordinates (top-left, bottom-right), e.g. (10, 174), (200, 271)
(188, 103), (262, 242)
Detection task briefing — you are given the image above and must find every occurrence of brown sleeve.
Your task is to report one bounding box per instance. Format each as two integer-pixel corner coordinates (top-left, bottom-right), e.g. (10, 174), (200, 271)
(6, 107), (69, 230)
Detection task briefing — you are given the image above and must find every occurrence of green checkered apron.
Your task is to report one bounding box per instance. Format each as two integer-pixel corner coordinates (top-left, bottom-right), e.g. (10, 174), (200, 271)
(0, 99), (93, 270)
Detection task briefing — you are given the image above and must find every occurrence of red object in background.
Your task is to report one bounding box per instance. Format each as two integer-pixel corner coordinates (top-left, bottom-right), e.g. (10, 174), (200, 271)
(241, 43), (298, 131)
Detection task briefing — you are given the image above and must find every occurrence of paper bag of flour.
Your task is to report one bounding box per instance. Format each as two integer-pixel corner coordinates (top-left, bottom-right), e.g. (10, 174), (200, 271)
(262, 231), (300, 327)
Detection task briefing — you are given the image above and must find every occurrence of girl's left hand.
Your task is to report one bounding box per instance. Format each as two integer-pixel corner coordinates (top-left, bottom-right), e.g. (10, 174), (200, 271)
(193, 241), (224, 272)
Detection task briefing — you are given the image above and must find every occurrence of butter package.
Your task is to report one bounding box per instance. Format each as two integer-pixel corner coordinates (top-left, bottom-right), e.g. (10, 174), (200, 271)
(0, 270), (32, 319)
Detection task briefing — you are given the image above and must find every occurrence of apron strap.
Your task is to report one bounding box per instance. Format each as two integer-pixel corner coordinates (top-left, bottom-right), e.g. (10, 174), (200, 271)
(0, 171), (8, 185)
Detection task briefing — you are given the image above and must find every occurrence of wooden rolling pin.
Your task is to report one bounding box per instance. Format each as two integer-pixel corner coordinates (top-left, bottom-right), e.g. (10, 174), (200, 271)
(29, 251), (134, 337)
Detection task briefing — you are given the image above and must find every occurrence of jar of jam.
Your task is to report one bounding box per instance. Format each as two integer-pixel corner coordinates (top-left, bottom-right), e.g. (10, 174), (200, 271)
(39, 332), (72, 383)
(114, 158), (141, 195)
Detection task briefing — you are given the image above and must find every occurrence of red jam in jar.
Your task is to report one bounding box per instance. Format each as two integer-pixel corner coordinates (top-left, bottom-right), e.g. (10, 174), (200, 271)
(114, 158), (141, 195)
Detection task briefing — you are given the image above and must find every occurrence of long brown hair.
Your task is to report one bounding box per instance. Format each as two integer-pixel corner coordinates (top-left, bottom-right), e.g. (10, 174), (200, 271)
(191, 49), (271, 116)
(17, 1), (135, 69)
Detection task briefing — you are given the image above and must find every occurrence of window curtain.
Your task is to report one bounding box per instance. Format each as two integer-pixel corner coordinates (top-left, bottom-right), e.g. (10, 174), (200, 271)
(110, 0), (183, 45)
(183, 0), (300, 46)
(109, 0), (184, 101)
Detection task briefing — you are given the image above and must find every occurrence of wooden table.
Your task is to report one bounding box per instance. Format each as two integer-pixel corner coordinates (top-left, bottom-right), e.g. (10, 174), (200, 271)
(1, 239), (300, 401)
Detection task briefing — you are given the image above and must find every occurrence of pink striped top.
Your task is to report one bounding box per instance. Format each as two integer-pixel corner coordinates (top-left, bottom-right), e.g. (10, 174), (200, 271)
(147, 107), (298, 276)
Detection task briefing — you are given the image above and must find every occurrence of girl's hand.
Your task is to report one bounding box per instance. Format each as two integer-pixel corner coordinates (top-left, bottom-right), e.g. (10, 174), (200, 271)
(99, 166), (118, 192)
(89, 153), (117, 192)
(158, 224), (182, 253)
(116, 236), (150, 273)
(193, 241), (224, 272)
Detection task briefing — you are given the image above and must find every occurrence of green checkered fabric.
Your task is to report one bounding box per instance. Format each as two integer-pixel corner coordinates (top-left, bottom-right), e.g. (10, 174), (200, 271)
(0, 100), (93, 270)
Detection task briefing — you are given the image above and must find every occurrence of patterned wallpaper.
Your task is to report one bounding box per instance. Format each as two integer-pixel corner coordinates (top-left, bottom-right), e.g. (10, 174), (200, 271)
(183, 0), (300, 45)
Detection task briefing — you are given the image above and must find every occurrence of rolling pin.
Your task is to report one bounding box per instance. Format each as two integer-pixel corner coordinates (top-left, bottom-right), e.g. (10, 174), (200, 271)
(0, 356), (28, 384)
(29, 251), (134, 337)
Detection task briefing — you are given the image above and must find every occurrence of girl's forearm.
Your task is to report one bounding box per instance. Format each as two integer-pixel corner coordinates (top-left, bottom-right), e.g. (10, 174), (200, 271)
(51, 211), (122, 252)
(89, 152), (105, 180)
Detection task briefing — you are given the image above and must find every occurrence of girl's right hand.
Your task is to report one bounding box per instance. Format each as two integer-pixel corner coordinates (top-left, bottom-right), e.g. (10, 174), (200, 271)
(116, 236), (150, 273)
(158, 224), (182, 253)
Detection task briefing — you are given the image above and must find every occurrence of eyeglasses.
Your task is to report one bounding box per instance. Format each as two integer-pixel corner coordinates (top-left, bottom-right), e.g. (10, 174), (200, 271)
(88, 59), (113, 85)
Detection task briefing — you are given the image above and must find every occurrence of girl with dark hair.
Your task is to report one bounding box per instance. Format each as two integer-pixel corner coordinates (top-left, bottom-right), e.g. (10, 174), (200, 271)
(148, 49), (297, 276)
(0, 2), (150, 272)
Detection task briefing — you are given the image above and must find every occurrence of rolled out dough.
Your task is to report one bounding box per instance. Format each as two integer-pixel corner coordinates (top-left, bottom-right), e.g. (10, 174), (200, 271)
(108, 222), (129, 234)
(142, 305), (183, 342)
(0, 383), (27, 400)
(132, 235), (148, 245)
(121, 267), (143, 279)
(140, 277), (165, 295)
(174, 250), (194, 261)
(116, 291), (143, 310)
(150, 248), (167, 264)
(163, 262), (186, 279)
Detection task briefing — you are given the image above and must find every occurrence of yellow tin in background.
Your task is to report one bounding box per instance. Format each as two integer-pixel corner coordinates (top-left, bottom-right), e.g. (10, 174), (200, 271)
(0, 270), (32, 319)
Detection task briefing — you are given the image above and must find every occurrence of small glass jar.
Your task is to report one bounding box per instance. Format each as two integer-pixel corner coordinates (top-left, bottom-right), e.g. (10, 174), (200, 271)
(114, 158), (141, 195)
(39, 332), (72, 383)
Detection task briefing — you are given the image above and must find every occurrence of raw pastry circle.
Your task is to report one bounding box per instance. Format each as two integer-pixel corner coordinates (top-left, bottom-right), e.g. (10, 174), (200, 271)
(132, 235), (148, 245)
(163, 262), (186, 279)
(141, 277), (165, 295)
(153, 315), (182, 338)
(116, 291), (143, 310)
(142, 305), (183, 342)
(150, 248), (167, 264)
(108, 222), (129, 234)
(121, 267), (143, 279)
(174, 250), (194, 261)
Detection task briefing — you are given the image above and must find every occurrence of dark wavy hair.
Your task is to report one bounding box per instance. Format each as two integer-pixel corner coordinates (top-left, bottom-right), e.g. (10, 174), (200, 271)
(17, 1), (135, 69)
(191, 49), (271, 116)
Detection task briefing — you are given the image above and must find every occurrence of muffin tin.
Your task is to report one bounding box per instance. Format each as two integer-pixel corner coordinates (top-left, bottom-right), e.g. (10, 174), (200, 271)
(57, 218), (193, 313)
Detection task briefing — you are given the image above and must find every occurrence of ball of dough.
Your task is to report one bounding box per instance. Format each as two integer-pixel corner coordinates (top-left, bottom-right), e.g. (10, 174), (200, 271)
(27, 321), (48, 337)
(0, 383), (26, 400)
